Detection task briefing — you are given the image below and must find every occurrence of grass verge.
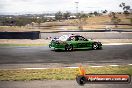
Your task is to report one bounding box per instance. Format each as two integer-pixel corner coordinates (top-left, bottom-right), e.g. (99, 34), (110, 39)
(0, 44), (48, 47)
(0, 66), (132, 81)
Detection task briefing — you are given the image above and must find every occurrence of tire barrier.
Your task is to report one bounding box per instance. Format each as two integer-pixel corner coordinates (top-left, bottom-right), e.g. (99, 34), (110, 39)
(0, 31), (40, 39)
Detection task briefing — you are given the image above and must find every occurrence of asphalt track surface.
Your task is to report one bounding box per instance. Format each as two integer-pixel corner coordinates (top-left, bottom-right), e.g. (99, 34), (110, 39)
(0, 44), (132, 88)
(0, 80), (131, 88)
(0, 45), (132, 68)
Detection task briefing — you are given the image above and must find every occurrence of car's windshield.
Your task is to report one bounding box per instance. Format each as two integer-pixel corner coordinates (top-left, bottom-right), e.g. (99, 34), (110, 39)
(58, 35), (69, 41)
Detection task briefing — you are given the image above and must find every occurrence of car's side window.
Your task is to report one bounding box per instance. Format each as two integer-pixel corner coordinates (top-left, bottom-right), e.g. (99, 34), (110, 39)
(67, 36), (76, 41)
(78, 36), (86, 41)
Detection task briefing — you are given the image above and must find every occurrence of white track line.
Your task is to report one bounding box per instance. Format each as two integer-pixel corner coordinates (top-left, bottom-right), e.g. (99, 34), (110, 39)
(66, 67), (79, 68)
(91, 66), (104, 68)
(109, 65), (119, 67)
(21, 64), (132, 70)
(22, 68), (48, 70)
(128, 64), (132, 65)
(22, 66), (103, 70)
(22, 67), (79, 70)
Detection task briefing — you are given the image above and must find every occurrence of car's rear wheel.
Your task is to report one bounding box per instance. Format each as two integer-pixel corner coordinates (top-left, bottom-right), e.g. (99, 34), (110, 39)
(92, 42), (99, 50)
(65, 45), (73, 51)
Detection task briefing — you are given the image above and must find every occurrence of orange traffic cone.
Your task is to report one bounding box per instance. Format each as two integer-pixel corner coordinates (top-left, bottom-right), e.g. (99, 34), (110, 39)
(79, 65), (86, 76)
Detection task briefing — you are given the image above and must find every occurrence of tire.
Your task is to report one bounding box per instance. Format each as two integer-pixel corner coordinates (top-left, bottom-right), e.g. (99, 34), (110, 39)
(65, 45), (73, 51)
(76, 75), (87, 85)
(92, 42), (99, 50)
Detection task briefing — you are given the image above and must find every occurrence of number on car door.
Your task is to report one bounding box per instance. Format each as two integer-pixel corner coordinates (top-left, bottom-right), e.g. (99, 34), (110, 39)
(76, 36), (88, 48)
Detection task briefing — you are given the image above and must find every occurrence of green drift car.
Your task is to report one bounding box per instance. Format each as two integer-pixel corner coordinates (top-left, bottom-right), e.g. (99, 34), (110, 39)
(49, 35), (102, 51)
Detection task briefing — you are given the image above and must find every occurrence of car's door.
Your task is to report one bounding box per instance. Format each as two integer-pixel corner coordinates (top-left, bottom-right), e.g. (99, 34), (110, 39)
(75, 36), (89, 48)
(67, 36), (78, 48)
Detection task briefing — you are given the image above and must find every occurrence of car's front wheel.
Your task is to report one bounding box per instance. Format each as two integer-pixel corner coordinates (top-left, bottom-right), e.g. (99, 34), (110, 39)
(92, 42), (99, 50)
(65, 45), (73, 51)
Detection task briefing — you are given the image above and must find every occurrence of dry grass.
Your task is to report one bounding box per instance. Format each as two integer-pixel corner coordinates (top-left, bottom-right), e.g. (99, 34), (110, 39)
(86, 15), (131, 25)
(87, 15), (111, 24)
(0, 66), (132, 81)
